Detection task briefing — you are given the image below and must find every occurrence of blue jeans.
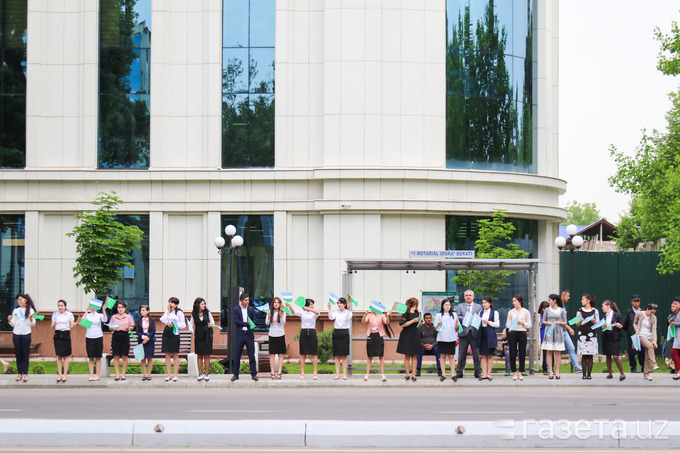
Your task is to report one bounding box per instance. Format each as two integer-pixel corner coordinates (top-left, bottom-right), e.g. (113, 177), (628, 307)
(562, 327), (581, 370)
(417, 345), (441, 371)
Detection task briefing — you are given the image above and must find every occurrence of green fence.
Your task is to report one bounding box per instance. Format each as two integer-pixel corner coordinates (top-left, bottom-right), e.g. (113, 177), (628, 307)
(559, 251), (680, 352)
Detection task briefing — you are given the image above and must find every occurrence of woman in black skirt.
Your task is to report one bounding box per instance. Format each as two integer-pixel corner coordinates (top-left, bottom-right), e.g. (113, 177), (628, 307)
(135, 305), (156, 381)
(52, 299), (75, 383)
(362, 306), (392, 381)
(160, 297), (186, 382)
(288, 298), (321, 380)
(266, 297), (286, 380)
(397, 297), (421, 381)
(190, 297), (214, 381)
(601, 300), (625, 381)
(328, 297), (352, 380)
(476, 296), (499, 381)
(84, 304), (107, 381)
(109, 301), (135, 381)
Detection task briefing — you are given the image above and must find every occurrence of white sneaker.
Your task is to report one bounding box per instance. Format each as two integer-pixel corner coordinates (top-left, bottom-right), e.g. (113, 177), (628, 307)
(204, 374), (210, 381)
(198, 374), (204, 381)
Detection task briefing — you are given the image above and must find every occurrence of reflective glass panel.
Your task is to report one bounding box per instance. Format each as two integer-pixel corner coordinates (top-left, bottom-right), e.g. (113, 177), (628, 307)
(0, 0), (26, 168)
(99, 0), (151, 168)
(222, 0), (275, 168)
(220, 215), (274, 329)
(446, 0), (535, 174)
(107, 215), (149, 314)
(0, 215), (24, 331)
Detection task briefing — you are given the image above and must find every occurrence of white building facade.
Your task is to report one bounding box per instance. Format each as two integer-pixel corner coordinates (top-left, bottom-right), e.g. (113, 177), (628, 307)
(0, 0), (563, 319)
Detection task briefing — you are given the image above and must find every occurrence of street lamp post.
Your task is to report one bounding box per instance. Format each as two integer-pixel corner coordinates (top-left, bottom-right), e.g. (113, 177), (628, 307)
(214, 224), (244, 374)
(554, 224), (584, 320)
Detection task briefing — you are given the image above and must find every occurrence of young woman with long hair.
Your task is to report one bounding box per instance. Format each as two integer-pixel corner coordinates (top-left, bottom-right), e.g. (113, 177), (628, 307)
(397, 297), (421, 381)
(328, 297), (352, 380)
(506, 295), (532, 381)
(434, 298), (458, 382)
(8, 294), (37, 382)
(84, 302), (107, 381)
(289, 298), (321, 380)
(633, 303), (659, 381)
(160, 297), (186, 382)
(362, 306), (392, 381)
(576, 294), (599, 380)
(52, 299), (75, 382)
(601, 300), (625, 381)
(110, 301), (135, 381)
(190, 297), (214, 381)
(135, 305), (156, 381)
(541, 294), (567, 379)
(477, 296), (499, 381)
(266, 297), (286, 380)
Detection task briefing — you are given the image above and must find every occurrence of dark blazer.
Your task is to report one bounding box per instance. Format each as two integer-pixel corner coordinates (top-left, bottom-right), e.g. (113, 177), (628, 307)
(233, 305), (259, 334)
(621, 307), (639, 336)
(135, 316), (156, 341)
(602, 311), (624, 341)
(456, 302), (483, 338)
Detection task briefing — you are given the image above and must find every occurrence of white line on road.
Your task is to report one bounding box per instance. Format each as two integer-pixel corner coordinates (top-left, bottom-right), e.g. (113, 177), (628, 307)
(186, 410), (286, 413)
(438, 411), (524, 414)
(0, 409), (22, 412)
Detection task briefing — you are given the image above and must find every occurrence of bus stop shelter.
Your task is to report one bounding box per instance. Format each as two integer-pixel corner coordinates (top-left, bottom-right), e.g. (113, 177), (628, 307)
(342, 258), (540, 375)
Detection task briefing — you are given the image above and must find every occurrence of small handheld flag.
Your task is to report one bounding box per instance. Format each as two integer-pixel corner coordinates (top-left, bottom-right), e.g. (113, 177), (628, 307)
(370, 300), (386, 315)
(280, 292), (293, 303)
(89, 298), (104, 310)
(248, 317), (256, 329)
(256, 304), (270, 313)
(329, 292), (339, 305)
(436, 322), (443, 332)
(416, 310), (424, 327)
(470, 313), (482, 330)
(669, 325), (676, 340)
(602, 323), (613, 331)
(591, 318), (606, 329)
(568, 316), (580, 326)
(631, 334), (641, 351)
(104, 322), (120, 329)
(172, 322), (179, 335)
(583, 314), (595, 324)
(105, 296), (116, 309)
(546, 323), (555, 337)
(508, 316), (519, 331)
(457, 322), (463, 334)
(462, 311), (472, 328)
(347, 293), (359, 308)
(294, 296), (306, 308)
(133, 344), (145, 361)
(33, 314), (45, 321)
(128, 328), (137, 339)
(79, 317), (93, 329)
(392, 302), (407, 314)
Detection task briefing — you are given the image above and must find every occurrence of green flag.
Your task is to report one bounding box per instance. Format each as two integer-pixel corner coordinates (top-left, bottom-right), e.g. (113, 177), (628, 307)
(457, 323), (463, 333)
(568, 316), (580, 326)
(248, 317), (256, 329)
(33, 314), (45, 321)
(282, 305), (292, 315)
(106, 296), (116, 309)
(294, 296), (306, 308)
(392, 302), (407, 314)
(128, 328), (137, 339)
(78, 317), (92, 329)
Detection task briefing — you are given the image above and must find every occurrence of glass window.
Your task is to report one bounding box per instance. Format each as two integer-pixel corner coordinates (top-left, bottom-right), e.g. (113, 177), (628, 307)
(220, 215), (273, 328)
(99, 0), (151, 169)
(107, 214), (149, 314)
(0, 215), (24, 331)
(446, 0), (535, 174)
(445, 214), (537, 325)
(222, 0), (275, 168)
(0, 0), (27, 168)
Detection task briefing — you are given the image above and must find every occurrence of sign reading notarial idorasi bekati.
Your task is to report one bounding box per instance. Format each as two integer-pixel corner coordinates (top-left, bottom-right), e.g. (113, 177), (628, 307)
(408, 250), (475, 259)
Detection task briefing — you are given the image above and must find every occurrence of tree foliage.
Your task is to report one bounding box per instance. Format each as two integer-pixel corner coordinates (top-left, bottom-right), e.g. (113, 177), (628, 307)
(454, 210), (529, 298)
(561, 201), (601, 226)
(609, 18), (680, 273)
(67, 192), (144, 295)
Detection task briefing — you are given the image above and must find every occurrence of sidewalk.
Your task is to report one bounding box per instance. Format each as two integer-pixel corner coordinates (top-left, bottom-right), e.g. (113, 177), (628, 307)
(1, 370), (678, 388)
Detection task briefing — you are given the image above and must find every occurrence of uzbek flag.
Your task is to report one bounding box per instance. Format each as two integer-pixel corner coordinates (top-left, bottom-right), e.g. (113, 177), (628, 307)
(582, 314), (595, 324)
(105, 296), (117, 309)
(592, 318), (606, 329)
(545, 323), (555, 337)
(33, 314), (45, 321)
(457, 322), (463, 333)
(248, 317), (256, 329)
(392, 302), (407, 314)
(89, 298), (103, 310)
(280, 292), (293, 303)
(568, 316), (580, 326)
(347, 293), (359, 307)
(172, 322), (180, 335)
(602, 323), (613, 331)
(79, 317), (93, 329)
(370, 300), (386, 315)
(668, 324), (676, 340)
(104, 322), (120, 329)
(462, 311), (472, 328)
(508, 316), (519, 331)
(294, 296), (306, 308)
(631, 334), (641, 351)
(256, 304), (270, 313)
(329, 292), (339, 305)
(436, 322), (443, 332)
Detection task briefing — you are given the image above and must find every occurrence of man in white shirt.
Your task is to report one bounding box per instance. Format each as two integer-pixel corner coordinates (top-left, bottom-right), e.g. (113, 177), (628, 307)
(231, 293), (259, 381)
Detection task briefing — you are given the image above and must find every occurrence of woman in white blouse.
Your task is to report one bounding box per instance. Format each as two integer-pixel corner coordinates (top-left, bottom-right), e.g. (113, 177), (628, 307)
(266, 297), (287, 380)
(434, 299), (459, 382)
(52, 299), (75, 383)
(160, 297), (187, 382)
(476, 296), (500, 381)
(328, 297), (352, 380)
(505, 294), (532, 381)
(288, 298), (321, 380)
(84, 303), (107, 381)
(8, 294), (37, 382)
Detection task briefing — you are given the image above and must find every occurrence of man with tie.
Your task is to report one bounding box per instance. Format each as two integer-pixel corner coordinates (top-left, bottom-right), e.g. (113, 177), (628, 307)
(455, 289), (483, 379)
(231, 293), (259, 381)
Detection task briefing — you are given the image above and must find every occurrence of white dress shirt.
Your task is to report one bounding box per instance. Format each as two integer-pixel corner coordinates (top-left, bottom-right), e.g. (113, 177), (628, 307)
(434, 312), (458, 342)
(328, 309), (352, 329)
(52, 311), (74, 331)
(160, 310), (187, 334)
(84, 312), (107, 339)
(266, 311), (286, 337)
(10, 307), (36, 335)
(482, 308), (500, 328)
(293, 307), (319, 329)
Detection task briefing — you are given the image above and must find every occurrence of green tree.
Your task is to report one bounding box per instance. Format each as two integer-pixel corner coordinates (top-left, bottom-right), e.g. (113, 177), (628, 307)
(609, 18), (680, 273)
(454, 210), (529, 298)
(67, 192), (144, 295)
(561, 201), (601, 226)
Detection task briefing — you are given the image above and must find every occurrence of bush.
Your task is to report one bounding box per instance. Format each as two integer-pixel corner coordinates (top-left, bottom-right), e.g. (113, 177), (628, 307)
(32, 364), (45, 374)
(239, 363), (250, 374)
(209, 360), (224, 374)
(6, 363), (17, 374)
(317, 328), (334, 364)
(281, 364), (289, 374)
(318, 368), (333, 374)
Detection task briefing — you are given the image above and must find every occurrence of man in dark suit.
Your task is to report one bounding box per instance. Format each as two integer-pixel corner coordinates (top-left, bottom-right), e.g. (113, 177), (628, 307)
(455, 289), (483, 379)
(621, 294), (645, 373)
(231, 292), (259, 381)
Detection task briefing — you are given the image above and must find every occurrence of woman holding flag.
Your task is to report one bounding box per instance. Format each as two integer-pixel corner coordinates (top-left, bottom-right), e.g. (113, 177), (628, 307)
(477, 296), (499, 381)
(289, 298), (320, 380)
(576, 294), (599, 380)
(160, 297), (186, 382)
(633, 303), (658, 381)
(136, 305), (157, 381)
(8, 294), (37, 382)
(51, 299), (75, 382)
(362, 301), (392, 381)
(83, 299), (107, 381)
(110, 301), (135, 381)
(601, 300), (625, 381)
(397, 297), (421, 381)
(434, 298), (458, 382)
(541, 294), (567, 380)
(328, 297), (352, 380)
(266, 297), (286, 380)
(505, 295), (532, 381)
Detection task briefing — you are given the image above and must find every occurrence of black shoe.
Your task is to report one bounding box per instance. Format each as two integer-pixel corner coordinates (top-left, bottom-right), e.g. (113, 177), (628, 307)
(437, 370), (442, 377)
(582, 376), (587, 380)
(606, 374), (613, 379)
(452, 375), (458, 382)
(252, 376), (259, 381)
(456, 372), (463, 379)
(411, 376), (417, 382)
(415, 370), (421, 377)
(404, 375), (410, 381)
(440, 376), (446, 382)
(474, 371), (482, 379)
(620, 375), (626, 381)
(231, 375), (239, 381)
(631, 369), (640, 373)
(587, 376), (592, 380)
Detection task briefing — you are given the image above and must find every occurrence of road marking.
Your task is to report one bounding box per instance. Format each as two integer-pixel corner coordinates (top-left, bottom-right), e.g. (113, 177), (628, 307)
(438, 411), (524, 414)
(0, 409), (22, 412)
(186, 410), (286, 413)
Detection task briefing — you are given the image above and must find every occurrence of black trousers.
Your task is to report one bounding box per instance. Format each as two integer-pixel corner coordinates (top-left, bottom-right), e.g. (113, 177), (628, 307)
(13, 333), (31, 375)
(232, 331), (257, 377)
(508, 331), (527, 373)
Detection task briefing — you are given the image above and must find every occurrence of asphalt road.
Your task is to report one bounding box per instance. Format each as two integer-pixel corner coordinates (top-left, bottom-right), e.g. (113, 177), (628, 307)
(0, 386), (675, 421)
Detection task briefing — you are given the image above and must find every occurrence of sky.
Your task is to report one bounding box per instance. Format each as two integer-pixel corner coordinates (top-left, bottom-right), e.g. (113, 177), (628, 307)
(559, 1), (680, 223)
